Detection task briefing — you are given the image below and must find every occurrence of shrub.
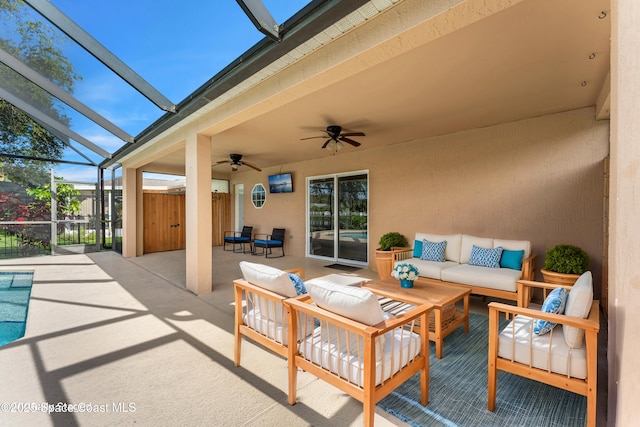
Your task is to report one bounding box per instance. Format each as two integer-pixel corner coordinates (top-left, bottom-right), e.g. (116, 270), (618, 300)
(378, 232), (408, 251)
(544, 244), (589, 275)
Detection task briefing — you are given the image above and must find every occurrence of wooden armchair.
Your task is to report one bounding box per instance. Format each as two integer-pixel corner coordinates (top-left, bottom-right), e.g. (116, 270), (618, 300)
(488, 274), (600, 427)
(286, 281), (432, 427)
(234, 262), (306, 367)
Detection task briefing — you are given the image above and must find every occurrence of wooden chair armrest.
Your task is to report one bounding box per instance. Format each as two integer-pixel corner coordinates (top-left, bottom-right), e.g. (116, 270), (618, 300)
(521, 254), (536, 280)
(488, 301), (600, 332)
(516, 279), (574, 307)
(392, 247), (414, 262)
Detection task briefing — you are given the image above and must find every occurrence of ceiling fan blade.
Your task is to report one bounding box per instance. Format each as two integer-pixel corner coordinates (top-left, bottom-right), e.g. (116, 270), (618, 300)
(243, 162), (262, 172)
(215, 160), (231, 165)
(321, 140), (331, 149)
(300, 136), (329, 140)
(340, 137), (361, 147)
(340, 132), (365, 137)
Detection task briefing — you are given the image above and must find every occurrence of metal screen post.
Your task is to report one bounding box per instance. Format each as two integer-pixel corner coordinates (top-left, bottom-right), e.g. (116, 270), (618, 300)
(50, 169), (57, 256)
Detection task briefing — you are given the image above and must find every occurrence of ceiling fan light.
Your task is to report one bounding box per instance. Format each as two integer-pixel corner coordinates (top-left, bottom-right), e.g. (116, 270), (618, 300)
(231, 163), (239, 170)
(325, 140), (337, 151)
(336, 141), (343, 150)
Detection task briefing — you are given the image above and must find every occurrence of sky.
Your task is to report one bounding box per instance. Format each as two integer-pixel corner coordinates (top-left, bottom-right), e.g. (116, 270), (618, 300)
(11, 1), (310, 182)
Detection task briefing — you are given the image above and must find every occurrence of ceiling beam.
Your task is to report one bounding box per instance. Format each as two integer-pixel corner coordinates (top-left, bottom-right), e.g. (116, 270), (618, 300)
(236, 0), (281, 42)
(0, 86), (111, 159)
(0, 48), (134, 143)
(23, 0), (177, 114)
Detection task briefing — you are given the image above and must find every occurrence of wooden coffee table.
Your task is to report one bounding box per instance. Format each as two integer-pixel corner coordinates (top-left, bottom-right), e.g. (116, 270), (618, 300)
(363, 277), (471, 359)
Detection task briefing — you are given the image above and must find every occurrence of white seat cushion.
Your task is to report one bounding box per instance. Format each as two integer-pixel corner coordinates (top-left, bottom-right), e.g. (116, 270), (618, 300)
(396, 258), (459, 280)
(239, 261), (297, 297)
(306, 280), (385, 326)
(415, 233), (462, 263)
(563, 271), (594, 348)
(460, 234), (495, 264)
(493, 238), (531, 258)
(441, 264), (522, 292)
(300, 326), (421, 387)
(499, 314), (587, 379)
(243, 307), (313, 345)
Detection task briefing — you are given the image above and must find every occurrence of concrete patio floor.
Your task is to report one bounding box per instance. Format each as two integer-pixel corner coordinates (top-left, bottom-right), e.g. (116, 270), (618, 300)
(0, 247), (607, 426)
(0, 248), (411, 426)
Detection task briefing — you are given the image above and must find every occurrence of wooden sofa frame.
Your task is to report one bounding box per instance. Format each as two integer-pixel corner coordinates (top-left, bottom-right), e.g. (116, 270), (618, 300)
(233, 267), (304, 367)
(488, 280), (600, 427)
(392, 248), (536, 302)
(286, 292), (432, 427)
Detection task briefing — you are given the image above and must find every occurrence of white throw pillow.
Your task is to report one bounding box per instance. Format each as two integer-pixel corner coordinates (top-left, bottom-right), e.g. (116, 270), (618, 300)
(562, 271), (593, 348)
(306, 280), (385, 326)
(239, 261), (297, 297)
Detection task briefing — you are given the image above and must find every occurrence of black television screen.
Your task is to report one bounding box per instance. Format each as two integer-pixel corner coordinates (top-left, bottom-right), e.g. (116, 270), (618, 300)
(268, 173), (293, 193)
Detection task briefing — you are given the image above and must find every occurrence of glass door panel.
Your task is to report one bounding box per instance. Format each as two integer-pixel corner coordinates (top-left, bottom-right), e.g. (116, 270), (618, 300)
(337, 174), (368, 263)
(309, 177), (334, 258)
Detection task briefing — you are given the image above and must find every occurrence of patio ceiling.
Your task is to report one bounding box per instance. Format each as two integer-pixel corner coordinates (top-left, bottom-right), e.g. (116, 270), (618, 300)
(130, 0), (611, 174)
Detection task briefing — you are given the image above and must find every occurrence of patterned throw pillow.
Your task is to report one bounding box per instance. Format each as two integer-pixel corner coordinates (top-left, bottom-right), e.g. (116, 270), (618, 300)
(420, 239), (446, 262)
(288, 273), (307, 295)
(534, 287), (569, 335)
(468, 245), (503, 268)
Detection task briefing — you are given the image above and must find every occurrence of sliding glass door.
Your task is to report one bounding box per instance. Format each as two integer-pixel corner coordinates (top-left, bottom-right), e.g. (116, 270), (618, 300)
(307, 171), (368, 265)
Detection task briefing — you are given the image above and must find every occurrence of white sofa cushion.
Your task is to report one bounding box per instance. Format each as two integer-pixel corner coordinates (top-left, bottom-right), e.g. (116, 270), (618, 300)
(460, 234), (494, 264)
(243, 307), (314, 345)
(300, 326), (421, 388)
(494, 238), (531, 258)
(499, 315), (587, 379)
(441, 264), (523, 292)
(239, 261), (297, 297)
(563, 271), (594, 348)
(306, 280), (385, 326)
(396, 258), (458, 280)
(415, 233), (462, 263)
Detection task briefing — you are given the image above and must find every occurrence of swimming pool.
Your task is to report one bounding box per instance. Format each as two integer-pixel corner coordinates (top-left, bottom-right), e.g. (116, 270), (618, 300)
(0, 272), (34, 347)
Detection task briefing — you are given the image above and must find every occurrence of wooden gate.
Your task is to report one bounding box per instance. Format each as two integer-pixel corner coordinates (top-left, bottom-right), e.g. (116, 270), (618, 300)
(143, 192), (230, 253)
(143, 193), (185, 253)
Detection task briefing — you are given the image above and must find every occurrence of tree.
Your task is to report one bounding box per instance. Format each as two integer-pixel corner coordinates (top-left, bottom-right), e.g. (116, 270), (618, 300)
(0, 0), (81, 186)
(0, 179), (81, 254)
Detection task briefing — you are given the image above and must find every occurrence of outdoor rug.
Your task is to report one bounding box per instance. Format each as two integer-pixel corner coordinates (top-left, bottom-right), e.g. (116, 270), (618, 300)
(325, 263), (361, 272)
(378, 312), (587, 427)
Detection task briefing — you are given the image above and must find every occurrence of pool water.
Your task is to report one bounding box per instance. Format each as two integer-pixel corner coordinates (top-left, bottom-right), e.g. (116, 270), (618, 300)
(0, 272), (34, 347)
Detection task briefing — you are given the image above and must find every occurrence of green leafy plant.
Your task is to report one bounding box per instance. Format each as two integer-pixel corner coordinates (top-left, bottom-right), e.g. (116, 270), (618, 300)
(378, 232), (408, 251)
(544, 244), (589, 275)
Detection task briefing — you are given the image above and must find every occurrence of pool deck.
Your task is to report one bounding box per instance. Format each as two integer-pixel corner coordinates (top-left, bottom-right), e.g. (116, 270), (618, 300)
(0, 248), (409, 426)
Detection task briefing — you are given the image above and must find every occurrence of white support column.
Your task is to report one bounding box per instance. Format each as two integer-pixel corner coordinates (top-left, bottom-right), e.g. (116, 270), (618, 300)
(610, 1), (640, 424)
(121, 166), (138, 258)
(185, 133), (212, 294)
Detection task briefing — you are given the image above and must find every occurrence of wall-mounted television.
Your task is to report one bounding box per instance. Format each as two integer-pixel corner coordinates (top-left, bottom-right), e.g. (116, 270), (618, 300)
(268, 173), (293, 193)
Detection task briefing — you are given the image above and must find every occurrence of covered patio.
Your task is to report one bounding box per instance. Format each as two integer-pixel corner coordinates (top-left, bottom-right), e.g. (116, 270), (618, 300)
(0, 249), (608, 425)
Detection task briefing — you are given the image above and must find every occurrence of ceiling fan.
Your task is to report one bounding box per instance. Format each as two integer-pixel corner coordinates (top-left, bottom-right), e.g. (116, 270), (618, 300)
(214, 153), (261, 171)
(301, 125), (365, 151)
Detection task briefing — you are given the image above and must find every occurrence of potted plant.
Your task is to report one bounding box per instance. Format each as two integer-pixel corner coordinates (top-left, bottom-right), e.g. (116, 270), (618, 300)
(375, 232), (410, 280)
(541, 244), (589, 285)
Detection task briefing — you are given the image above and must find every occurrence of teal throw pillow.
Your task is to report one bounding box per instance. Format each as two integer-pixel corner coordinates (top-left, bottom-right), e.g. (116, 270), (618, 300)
(413, 240), (423, 258)
(288, 273), (307, 295)
(533, 287), (569, 335)
(468, 245), (503, 268)
(420, 239), (446, 262)
(500, 249), (525, 270)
